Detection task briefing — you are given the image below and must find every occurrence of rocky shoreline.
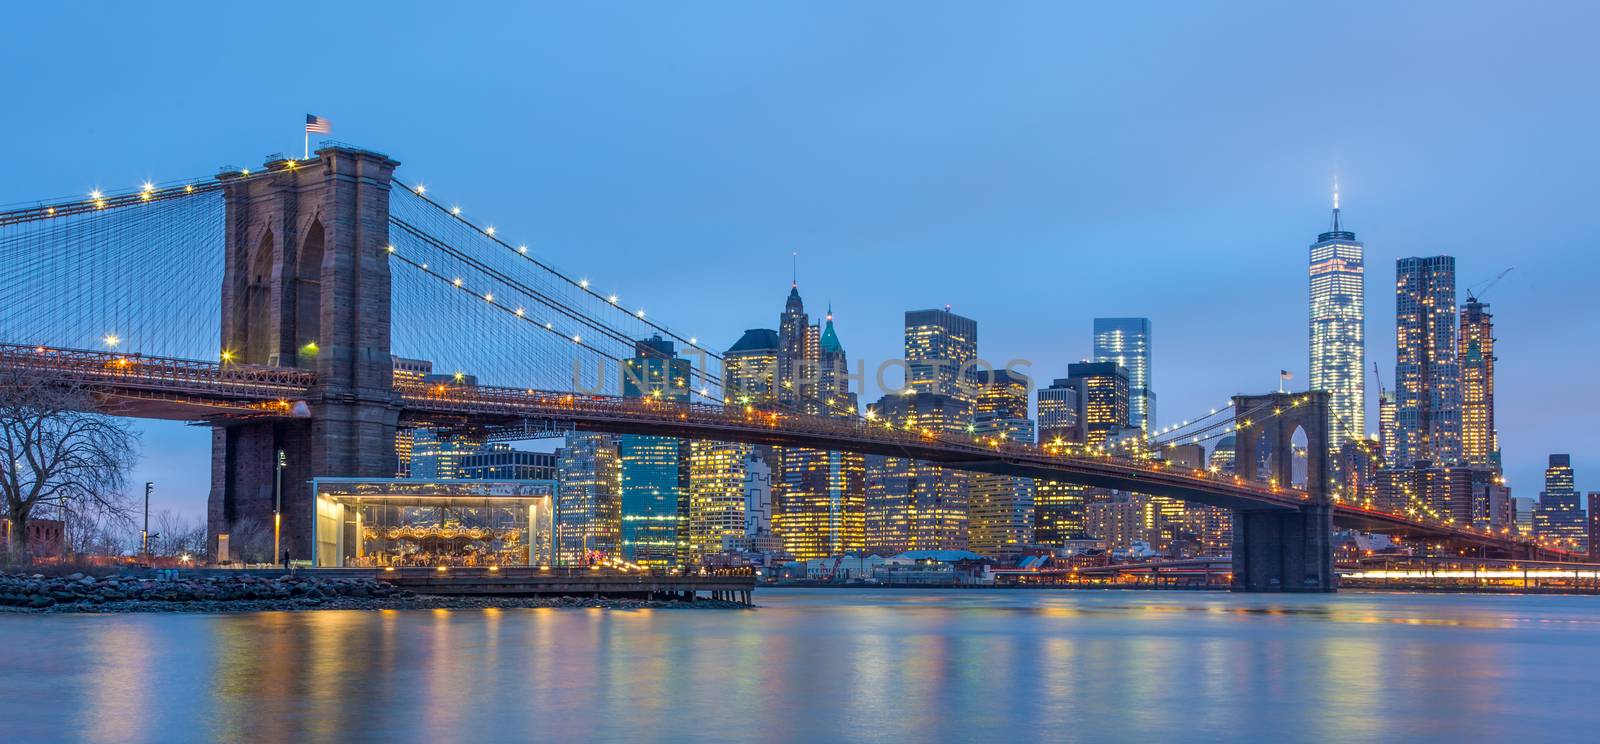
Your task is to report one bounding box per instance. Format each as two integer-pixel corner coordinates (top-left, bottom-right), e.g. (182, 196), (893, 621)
(0, 572), (751, 614)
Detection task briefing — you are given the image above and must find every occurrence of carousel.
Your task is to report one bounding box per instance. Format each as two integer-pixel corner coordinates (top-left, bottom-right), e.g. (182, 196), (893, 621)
(312, 478), (555, 568)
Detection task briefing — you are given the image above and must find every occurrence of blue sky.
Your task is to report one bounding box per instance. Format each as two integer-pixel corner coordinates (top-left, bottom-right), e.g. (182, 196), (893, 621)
(3, 2), (1597, 517)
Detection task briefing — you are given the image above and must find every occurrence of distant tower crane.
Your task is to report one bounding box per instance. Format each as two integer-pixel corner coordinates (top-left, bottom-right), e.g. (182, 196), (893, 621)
(1466, 267), (1514, 303)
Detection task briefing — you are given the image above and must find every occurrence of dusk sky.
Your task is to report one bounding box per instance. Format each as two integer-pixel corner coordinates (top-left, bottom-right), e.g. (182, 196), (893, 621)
(3, 2), (1597, 518)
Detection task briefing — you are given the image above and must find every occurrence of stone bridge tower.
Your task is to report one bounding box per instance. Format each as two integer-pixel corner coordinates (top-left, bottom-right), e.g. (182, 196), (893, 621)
(1229, 390), (1334, 592)
(207, 146), (401, 562)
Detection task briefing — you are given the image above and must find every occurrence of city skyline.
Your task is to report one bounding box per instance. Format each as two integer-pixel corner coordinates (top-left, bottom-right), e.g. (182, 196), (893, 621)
(2, 3), (1596, 517)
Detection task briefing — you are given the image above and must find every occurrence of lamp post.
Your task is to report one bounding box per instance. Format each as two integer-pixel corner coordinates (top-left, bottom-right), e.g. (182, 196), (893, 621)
(273, 449), (285, 563)
(141, 481), (152, 556)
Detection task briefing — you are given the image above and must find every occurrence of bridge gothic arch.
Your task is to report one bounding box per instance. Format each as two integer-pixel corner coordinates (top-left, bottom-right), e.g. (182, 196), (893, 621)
(1229, 391), (1334, 592)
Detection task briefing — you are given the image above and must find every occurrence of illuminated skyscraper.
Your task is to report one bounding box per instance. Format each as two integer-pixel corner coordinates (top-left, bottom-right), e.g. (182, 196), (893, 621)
(1308, 191), (1366, 451)
(1394, 255), (1462, 466)
(1036, 378), (1080, 445)
(409, 430), (485, 480)
(865, 392), (972, 553)
(1458, 295), (1498, 468)
(619, 336), (691, 568)
(1535, 454), (1585, 552)
(1065, 362), (1129, 449)
(688, 440), (754, 560)
(724, 329), (780, 406)
(968, 369), (1035, 557)
(1094, 317), (1156, 431)
(774, 289), (865, 560)
(556, 432), (620, 565)
(905, 307), (978, 401)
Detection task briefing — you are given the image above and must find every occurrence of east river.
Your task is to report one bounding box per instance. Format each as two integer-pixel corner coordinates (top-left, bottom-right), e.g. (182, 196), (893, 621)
(3, 589), (1598, 743)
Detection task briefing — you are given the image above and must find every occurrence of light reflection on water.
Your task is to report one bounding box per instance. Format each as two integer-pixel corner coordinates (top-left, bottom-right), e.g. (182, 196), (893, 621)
(2, 590), (1598, 743)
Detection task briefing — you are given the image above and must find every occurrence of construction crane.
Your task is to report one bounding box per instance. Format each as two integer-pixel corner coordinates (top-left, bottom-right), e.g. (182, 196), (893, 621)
(1372, 361), (1385, 396)
(1466, 267), (1514, 302)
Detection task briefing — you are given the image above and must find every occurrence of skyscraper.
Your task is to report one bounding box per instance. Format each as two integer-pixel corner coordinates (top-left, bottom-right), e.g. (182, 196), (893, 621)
(1308, 191), (1365, 451)
(865, 392), (972, 553)
(408, 430), (485, 480)
(1094, 317), (1156, 431)
(1394, 256), (1462, 467)
(904, 307), (978, 401)
(1065, 361), (1129, 449)
(968, 369), (1036, 557)
(1535, 454), (1585, 552)
(774, 289), (865, 561)
(1036, 378), (1080, 445)
(556, 432), (620, 565)
(1458, 295), (1498, 469)
(687, 440), (754, 560)
(1377, 390), (1398, 465)
(618, 336), (691, 568)
(724, 329), (780, 406)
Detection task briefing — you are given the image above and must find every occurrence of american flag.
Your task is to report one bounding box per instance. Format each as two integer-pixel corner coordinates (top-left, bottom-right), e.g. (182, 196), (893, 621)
(305, 114), (331, 134)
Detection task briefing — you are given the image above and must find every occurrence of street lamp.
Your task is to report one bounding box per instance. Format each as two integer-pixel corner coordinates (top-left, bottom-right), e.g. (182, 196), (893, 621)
(141, 482), (152, 556)
(273, 449), (285, 564)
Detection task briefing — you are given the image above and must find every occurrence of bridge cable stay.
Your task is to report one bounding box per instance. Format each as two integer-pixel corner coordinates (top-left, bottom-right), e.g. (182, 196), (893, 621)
(0, 186), (223, 360)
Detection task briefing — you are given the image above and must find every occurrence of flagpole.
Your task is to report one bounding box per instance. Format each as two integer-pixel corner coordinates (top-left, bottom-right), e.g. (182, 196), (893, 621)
(304, 128), (309, 160)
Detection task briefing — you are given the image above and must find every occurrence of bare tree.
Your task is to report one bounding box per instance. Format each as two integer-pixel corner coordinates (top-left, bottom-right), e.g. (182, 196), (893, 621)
(151, 508), (209, 560)
(0, 367), (139, 565)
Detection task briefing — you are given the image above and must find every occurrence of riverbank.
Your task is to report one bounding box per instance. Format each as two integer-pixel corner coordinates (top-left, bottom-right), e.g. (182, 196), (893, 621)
(0, 572), (751, 614)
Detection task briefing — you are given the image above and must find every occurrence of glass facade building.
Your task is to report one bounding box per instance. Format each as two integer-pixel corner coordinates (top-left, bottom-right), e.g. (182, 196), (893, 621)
(556, 432), (620, 565)
(1308, 201), (1366, 452)
(1093, 317), (1156, 431)
(865, 392), (972, 553)
(904, 307), (978, 401)
(1394, 255), (1462, 467)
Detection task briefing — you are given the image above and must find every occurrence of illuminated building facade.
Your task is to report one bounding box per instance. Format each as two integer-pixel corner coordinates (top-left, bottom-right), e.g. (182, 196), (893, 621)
(619, 336), (692, 568)
(409, 430), (485, 480)
(1094, 317), (1156, 431)
(391, 356), (433, 477)
(1589, 493), (1600, 561)
(774, 289), (865, 560)
(1394, 255), (1462, 466)
(1375, 463), (1475, 525)
(968, 369), (1036, 558)
(1535, 454), (1585, 552)
(1036, 378), (1080, 444)
(724, 329), (780, 406)
(865, 392), (972, 553)
(1307, 198), (1365, 452)
(688, 440), (754, 560)
(1066, 362), (1129, 449)
(461, 446), (558, 481)
(1458, 296), (1498, 468)
(555, 432), (620, 565)
(904, 307), (978, 401)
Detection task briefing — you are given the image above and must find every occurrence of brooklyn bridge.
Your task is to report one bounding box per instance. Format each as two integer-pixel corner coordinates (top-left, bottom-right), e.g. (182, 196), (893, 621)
(0, 145), (1573, 591)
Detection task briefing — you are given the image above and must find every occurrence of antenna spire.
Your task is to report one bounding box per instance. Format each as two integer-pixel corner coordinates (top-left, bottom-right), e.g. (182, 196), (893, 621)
(791, 251), (797, 288)
(1331, 176), (1342, 232)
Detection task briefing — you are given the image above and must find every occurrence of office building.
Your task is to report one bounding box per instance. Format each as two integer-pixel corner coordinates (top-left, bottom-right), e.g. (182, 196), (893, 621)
(865, 392), (972, 553)
(555, 432), (620, 565)
(968, 369), (1036, 557)
(409, 430), (485, 480)
(1094, 317), (1156, 431)
(1394, 256), (1462, 466)
(461, 445), (558, 481)
(1589, 493), (1600, 561)
(774, 289), (866, 560)
(1036, 378), (1080, 445)
(1535, 454), (1585, 552)
(904, 307), (978, 401)
(618, 336), (691, 568)
(1066, 362), (1130, 449)
(724, 329), (781, 406)
(687, 440), (755, 560)
(1307, 195), (1366, 452)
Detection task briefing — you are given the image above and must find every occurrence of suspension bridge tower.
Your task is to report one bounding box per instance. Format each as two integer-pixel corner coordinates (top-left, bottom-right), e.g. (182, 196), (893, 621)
(208, 146), (402, 561)
(1229, 390), (1335, 591)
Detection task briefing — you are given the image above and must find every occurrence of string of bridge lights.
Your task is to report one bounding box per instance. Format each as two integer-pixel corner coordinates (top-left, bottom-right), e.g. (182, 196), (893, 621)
(391, 178), (717, 362)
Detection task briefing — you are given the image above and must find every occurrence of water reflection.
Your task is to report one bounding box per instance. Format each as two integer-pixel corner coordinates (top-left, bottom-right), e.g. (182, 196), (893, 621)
(2, 590), (1599, 743)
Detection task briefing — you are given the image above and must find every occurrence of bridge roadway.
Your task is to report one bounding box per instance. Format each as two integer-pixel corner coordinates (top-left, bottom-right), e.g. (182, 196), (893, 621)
(2, 343), (1571, 560)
